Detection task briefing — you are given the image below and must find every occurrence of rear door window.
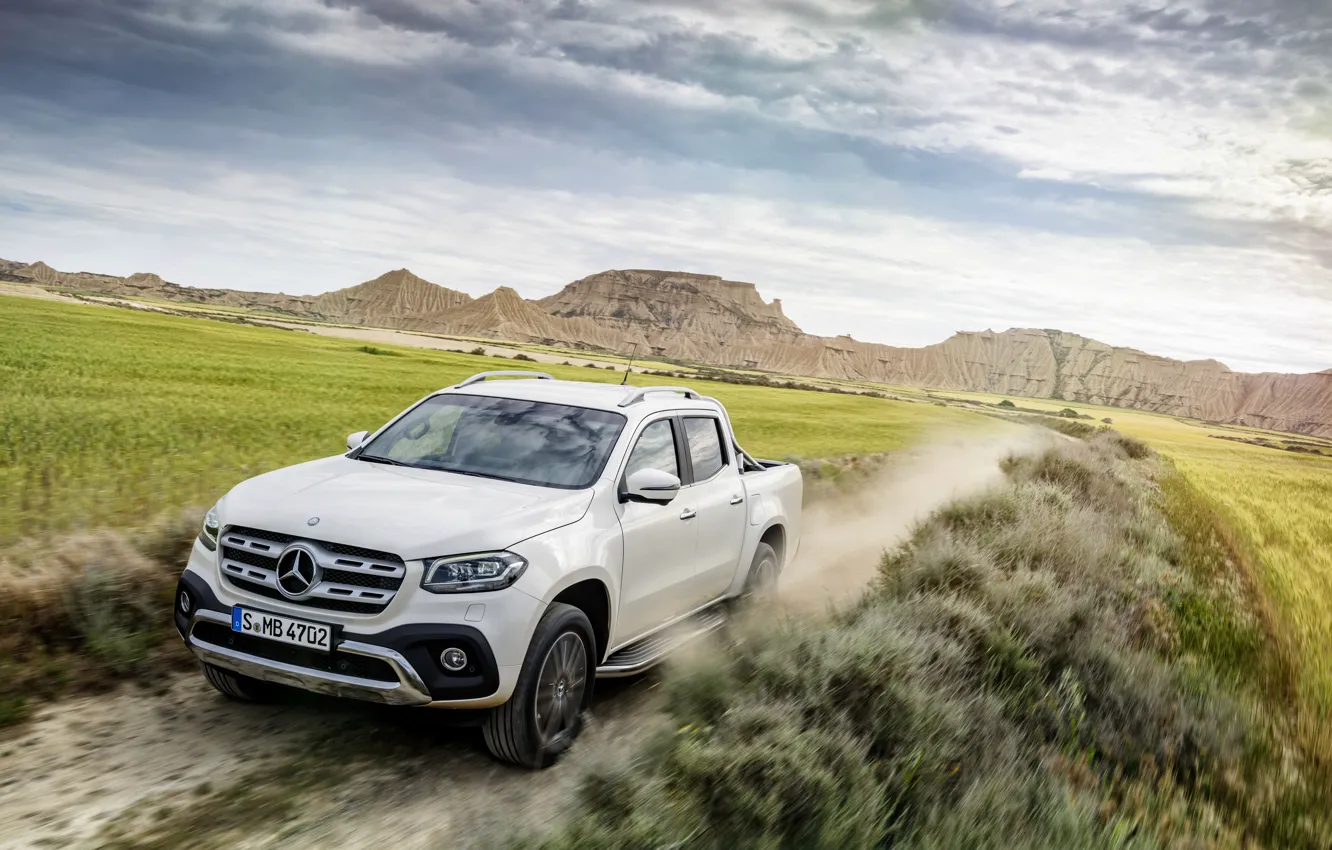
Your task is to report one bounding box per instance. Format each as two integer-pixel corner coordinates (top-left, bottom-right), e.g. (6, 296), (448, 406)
(683, 417), (726, 481)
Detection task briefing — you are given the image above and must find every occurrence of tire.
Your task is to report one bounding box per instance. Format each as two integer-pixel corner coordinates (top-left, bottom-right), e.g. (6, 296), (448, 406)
(202, 663), (282, 703)
(483, 602), (596, 768)
(742, 542), (780, 600)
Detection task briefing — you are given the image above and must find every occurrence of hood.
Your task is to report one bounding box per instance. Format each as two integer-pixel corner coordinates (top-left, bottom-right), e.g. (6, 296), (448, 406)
(219, 455), (594, 561)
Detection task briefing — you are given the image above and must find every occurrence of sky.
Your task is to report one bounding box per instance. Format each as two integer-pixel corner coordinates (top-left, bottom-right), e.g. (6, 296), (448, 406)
(1, 0), (1330, 373)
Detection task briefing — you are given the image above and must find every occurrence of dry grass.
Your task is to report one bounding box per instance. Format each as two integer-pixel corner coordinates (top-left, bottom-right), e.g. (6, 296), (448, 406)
(0, 510), (199, 724)
(511, 436), (1331, 850)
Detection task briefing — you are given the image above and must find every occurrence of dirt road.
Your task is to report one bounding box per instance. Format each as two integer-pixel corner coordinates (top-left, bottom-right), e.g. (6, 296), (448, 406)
(0, 427), (1054, 849)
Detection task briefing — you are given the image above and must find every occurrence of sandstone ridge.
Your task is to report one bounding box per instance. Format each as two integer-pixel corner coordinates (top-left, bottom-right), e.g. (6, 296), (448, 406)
(4, 257), (1329, 437)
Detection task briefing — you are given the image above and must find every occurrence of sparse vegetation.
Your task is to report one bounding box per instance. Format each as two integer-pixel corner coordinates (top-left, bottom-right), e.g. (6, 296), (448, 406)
(517, 435), (1331, 849)
(0, 510), (200, 723)
(1013, 412), (1105, 440)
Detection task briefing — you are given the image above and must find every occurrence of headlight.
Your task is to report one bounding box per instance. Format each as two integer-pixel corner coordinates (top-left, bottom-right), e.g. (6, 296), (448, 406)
(199, 504), (220, 551)
(421, 552), (528, 593)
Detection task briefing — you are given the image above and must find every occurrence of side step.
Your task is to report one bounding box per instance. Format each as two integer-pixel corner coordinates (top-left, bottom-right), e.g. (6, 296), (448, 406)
(596, 608), (728, 678)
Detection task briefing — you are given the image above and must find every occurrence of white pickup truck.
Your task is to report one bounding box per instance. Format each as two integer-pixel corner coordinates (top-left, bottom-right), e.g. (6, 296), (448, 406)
(174, 372), (802, 766)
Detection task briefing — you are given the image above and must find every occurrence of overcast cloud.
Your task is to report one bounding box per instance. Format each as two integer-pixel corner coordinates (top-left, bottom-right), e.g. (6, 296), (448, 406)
(1, 0), (1329, 372)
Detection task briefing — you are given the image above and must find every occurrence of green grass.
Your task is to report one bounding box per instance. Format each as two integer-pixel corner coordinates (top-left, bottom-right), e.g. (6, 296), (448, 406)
(0, 295), (987, 547)
(894, 383), (1332, 736)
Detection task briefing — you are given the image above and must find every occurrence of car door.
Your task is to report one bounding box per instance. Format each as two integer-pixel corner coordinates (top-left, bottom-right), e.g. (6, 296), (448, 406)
(680, 415), (747, 602)
(615, 417), (699, 642)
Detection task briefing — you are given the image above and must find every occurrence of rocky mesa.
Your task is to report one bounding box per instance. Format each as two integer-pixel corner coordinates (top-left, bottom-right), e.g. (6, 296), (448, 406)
(4, 257), (1329, 437)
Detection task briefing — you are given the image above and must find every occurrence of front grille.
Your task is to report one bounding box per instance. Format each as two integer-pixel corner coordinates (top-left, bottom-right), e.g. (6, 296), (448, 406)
(191, 621), (398, 682)
(226, 577), (387, 615)
(219, 526), (407, 616)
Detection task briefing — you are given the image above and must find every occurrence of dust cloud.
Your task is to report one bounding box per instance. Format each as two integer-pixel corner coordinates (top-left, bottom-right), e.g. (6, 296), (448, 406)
(778, 426), (1061, 611)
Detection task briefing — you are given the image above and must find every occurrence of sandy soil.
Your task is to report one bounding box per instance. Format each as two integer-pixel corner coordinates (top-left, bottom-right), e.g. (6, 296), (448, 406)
(0, 283), (80, 303)
(0, 673), (657, 850)
(253, 321), (647, 372)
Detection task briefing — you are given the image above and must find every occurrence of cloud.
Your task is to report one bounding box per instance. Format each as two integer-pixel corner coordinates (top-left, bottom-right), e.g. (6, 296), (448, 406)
(0, 0), (1329, 372)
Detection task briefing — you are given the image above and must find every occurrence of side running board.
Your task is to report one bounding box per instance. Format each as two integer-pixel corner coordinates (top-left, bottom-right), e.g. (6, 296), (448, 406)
(596, 608), (727, 678)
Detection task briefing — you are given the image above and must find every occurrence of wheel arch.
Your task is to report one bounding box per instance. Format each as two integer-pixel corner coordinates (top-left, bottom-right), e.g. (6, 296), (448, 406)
(551, 579), (612, 663)
(758, 523), (786, 567)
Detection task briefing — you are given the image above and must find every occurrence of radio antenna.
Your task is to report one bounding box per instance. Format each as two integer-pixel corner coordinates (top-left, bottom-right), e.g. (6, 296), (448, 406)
(620, 342), (639, 386)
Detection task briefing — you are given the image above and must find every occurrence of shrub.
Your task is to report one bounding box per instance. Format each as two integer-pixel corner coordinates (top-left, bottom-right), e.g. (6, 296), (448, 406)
(354, 344), (399, 357)
(468, 346), (486, 356)
(998, 399), (1017, 409)
(511, 352), (537, 362)
(0, 524), (195, 723)
(528, 435), (1324, 849)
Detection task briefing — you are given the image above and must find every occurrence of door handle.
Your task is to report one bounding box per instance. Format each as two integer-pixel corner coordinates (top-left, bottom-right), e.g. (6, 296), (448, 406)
(679, 509), (697, 520)
(729, 495), (744, 505)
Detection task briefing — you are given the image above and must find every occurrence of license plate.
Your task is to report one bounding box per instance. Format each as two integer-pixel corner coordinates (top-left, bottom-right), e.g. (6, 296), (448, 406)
(231, 607), (333, 652)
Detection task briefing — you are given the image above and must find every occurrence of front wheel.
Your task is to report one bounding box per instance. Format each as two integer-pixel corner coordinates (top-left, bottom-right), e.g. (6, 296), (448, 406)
(483, 603), (595, 768)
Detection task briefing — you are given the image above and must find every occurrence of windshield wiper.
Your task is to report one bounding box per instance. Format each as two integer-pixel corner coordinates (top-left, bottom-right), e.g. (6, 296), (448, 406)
(355, 454), (407, 466)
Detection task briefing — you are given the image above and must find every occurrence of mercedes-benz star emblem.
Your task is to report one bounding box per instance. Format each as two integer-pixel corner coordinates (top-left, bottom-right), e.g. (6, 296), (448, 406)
(307, 517), (320, 527)
(276, 544), (321, 600)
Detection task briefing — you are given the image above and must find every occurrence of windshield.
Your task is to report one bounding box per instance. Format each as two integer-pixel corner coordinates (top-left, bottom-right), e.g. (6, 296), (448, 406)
(357, 394), (627, 489)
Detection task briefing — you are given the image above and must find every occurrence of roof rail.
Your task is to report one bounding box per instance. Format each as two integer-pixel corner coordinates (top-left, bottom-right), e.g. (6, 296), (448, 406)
(618, 386), (704, 407)
(456, 370), (555, 388)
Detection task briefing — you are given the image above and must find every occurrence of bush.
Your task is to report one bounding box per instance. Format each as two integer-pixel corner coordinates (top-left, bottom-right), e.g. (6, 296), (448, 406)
(998, 399), (1017, 409)
(354, 344), (399, 357)
(511, 352), (537, 362)
(0, 521), (198, 723)
(468, 346), (486, 356)
(527, 435), (1326, 849)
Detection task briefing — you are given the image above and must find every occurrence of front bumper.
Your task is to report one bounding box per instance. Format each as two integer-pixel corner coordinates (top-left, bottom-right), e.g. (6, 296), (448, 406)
(176, 568), (511, 707)
(187, 608), (435, 706)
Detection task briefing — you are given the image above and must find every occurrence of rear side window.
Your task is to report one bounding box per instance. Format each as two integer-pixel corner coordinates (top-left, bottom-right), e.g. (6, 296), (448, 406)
(684, 417), (726, 481)
(625, 419), (678, 478)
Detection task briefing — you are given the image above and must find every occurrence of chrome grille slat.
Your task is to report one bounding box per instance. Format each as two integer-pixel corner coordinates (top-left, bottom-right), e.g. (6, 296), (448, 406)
(219, 526), (406, 616)
(221, 531), (282, 556)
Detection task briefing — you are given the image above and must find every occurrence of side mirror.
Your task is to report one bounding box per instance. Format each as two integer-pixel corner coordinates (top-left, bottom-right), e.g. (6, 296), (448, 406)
(346, 430), (370, 451)
(624, 468), (681, 503)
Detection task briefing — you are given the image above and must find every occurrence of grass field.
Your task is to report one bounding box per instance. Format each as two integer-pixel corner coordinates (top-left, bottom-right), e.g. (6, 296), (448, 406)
(930, 386), (1332, 725)
(0, 294), (988, 547)
(4, 292), (1328, 724)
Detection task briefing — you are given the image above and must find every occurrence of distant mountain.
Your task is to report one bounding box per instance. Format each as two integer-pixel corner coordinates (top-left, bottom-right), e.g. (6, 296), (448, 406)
(311, 268), (471, 325)
(536, 269), (804, 360)
(4, 256), (1330, 437)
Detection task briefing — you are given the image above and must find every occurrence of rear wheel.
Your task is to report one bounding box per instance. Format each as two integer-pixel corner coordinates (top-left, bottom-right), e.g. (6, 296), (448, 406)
(483, 603), (595, 768)
(743, 542), (780, 600)
(202, 663), (281, 703)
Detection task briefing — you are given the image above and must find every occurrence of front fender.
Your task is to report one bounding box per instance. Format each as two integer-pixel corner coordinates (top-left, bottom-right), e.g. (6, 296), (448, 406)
(508, 484), (623, 653)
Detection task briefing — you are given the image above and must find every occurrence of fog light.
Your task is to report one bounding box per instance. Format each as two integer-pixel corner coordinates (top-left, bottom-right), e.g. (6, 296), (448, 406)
(178, 589), (192, 615)
(440, 647), (468, 672)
